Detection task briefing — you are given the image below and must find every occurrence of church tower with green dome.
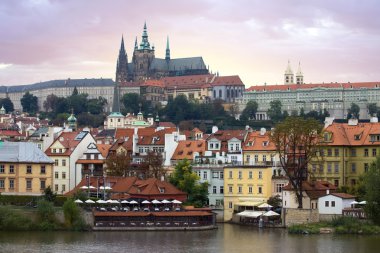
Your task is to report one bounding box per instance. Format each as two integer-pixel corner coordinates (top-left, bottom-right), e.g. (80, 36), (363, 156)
(67, 112), (77, 131)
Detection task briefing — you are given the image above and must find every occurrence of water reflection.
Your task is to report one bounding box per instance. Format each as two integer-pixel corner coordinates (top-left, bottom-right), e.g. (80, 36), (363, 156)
(0, 224), (379, 253)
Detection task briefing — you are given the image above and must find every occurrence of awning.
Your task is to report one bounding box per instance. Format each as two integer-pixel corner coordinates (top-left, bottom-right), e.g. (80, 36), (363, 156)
(236, 201), (264, 207)
(237, 210), (264, 218)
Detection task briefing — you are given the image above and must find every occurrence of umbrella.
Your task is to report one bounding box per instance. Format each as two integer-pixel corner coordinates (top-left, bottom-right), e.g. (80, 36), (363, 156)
(100, 186), (112, 190)
(258, 203), (273, 208)
(89, 186), (96, 189)
(96, 200), (107, 204)
(80, 186), (88, 190)
(106, 199), (113, 203)
(129, 200), (138, 204)
(161, 199), (171, 204)
(172, 200), (182, 204)
(74, 199), (83, 203)
(152, 199), (161, 204)
(112, 200), (120, 204)
(359, 201), (367, 205)
(85, 199), (95, 204)
(350, 201), (359, 205)
(121, 200), (129, 204)
(142, 200), (151, 204)
(263, 210), (280, 216)
(105, 186), (112, 190)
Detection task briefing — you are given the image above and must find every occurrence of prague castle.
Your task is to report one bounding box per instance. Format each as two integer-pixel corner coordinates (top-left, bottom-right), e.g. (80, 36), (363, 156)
(116, 22), (209, 83)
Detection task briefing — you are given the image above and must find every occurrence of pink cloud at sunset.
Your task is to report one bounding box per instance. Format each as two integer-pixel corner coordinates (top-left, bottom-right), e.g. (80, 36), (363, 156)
(0, 0), (380, 87)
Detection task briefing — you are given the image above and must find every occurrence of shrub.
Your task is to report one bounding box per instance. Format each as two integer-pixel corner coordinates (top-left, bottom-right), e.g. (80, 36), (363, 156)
(0, 206), (33, 231)
(54, 195), (68, 206)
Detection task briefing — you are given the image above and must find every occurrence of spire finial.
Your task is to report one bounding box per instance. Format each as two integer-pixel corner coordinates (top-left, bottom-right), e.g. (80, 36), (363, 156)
(165, 36), (170, 61)
(140, 21), (150, 49)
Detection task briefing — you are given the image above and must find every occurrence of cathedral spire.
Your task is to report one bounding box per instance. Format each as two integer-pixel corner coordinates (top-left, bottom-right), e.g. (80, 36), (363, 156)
(115, 35), (128, 83)
(134, 36), (138, 50)
(296, 61), (304, 85)
(140, 21), (151, 50)
(165, 36), (170, 61)
(284, 60), (294, 84)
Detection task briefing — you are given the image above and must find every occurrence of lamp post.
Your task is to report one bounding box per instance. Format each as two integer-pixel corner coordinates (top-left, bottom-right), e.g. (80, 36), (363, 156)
(86, 174), (90, 197)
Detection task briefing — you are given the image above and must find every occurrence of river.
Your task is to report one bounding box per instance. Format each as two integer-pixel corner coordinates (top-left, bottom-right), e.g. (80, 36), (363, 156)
(0, 224), (379, 253)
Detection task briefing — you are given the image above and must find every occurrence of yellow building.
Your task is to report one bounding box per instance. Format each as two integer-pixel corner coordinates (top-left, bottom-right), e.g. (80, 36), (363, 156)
(311, 120), (380, 187)
(0, 142), (53, 195)
(223, 165), (272, 221)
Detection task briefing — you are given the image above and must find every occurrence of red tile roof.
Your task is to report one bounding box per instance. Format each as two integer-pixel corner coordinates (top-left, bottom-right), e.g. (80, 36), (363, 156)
(331, 192), (356, 199)
(45, 131), (90, 156)
(0, 129), (22, 137)
(137, 128), (177, 145)
(243, 130), (275, 151)
(283, 180), (337, 200)
(172, 140), (206, 160)
(97, 144), (112, 158)
(212, 75), (244, 86)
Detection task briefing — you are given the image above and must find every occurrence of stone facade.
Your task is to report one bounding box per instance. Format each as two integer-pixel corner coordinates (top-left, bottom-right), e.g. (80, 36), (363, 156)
(283, 208), (319, 227)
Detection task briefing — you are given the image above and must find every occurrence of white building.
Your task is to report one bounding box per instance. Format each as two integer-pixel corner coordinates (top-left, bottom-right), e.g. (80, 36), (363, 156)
(318, 193), (355, 215)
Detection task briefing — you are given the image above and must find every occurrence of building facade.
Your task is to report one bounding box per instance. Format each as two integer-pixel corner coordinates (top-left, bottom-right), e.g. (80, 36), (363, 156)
(0, 142), (53, 195)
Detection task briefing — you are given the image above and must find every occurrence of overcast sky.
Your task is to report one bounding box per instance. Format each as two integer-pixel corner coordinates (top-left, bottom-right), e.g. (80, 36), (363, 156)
(1, 0), (380, 88)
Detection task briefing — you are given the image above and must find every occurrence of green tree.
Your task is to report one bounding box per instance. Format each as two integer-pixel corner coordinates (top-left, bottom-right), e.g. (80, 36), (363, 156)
(271, 117), (323, 208)
(368, 103), (378, 116)
(169, 159), (209, 207)
(63, 198), (86, 230)
(240, 100), (258, 121)
(142, 151), (166, 179)
(0, 97), (14, 113)
(267, 195), (282, 208)
(67, 93), (88, 114)
(36, 200), (56, 230)
(363, 157), (380, 225)
(43, 186), (57, 202)
(347, 103), (360, 119)
(72, 86), (79, 96)
(267, 100), (283, 123)
(122, 93), (146, 115)
(87, 97), (107, 114)
(21, 91), (39, 114)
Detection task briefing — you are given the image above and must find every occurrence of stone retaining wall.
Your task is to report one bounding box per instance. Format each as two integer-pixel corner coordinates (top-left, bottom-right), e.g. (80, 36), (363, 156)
(283, 208), (319, 227)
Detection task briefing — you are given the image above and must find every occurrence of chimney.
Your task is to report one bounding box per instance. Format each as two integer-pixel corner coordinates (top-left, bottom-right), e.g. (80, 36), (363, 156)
(326, 189), (330, 195)
(260, 128), (266, 136)
(370, 116), (378, 123)
(348, 118), (358, 126)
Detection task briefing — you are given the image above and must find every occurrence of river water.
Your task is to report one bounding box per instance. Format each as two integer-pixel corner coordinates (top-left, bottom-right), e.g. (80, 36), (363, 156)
(0, 224), (379, 253)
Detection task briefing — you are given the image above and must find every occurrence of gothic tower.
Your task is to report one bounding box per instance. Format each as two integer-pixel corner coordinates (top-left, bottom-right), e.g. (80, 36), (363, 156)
(115, 35), (129, 83)
(132, 22), (155, 81)
(284, 60), (294, 84)
(296, 62), (304, 85)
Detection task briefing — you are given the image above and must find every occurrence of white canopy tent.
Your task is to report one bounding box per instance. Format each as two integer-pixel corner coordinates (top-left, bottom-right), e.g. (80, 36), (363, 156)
(85, 199), (95, 204)
(142, 200), (151, 204)
(263, 210), (280, 217)
(172, 200), (182, 204)
(74, 199), (83, 204)
(237, 210), (264, 218)
(258, 203), (273, 209)
(161, 199), (171, 204)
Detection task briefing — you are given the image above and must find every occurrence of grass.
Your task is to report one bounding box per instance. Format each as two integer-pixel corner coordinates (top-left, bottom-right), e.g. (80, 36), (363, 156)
(288, 216), (380, 235)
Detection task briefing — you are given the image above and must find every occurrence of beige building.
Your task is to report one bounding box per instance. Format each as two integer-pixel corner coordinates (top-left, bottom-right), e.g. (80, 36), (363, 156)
(0, 142), (54, 195)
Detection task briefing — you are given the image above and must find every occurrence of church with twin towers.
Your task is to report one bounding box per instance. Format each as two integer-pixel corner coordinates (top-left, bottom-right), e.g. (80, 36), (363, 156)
(115, 22), (209, 83)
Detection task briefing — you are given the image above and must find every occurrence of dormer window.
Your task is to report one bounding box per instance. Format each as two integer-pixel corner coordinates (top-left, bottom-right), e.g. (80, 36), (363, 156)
(354, 134), (361, 140)
(159, 187), (165, 193)
(247, 141), (253, 146)
(263, 141), (268, 147)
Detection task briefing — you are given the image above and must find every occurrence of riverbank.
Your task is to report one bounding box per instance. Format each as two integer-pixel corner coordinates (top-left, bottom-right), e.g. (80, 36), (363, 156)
(288, 216), (380, 235)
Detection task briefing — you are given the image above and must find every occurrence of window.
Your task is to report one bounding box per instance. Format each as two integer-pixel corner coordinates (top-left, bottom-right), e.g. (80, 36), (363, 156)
(228, 185), (233, 194)
(248, 186), (253, 194)
(276, 183), (284, 193)
(350, 149), (356, 157)
(213, 186), (217, 194)
(334, 179), (339, 187)
(238, 186), (242, 194)
(373, 149), (377, 157)
(229, 171), (233, 179)
(364, 149), (369, 157)
(351, 163), (356, 173)
(319, 164), (324, 173)
(258, 186), (262, 194)
(9, 165), (14, 174)
(220, 172), (224, 179)
(0, 165), (4, 173)
(203, 171), (207, 180)
(248, 171), (253, 179)
(327, 163), (332, 173)
(212, 172), (219, 178)
(55, 184), (59, 192)
(364, 163), (369, 173)
(26, 165), (32, 174)
(0, 179), (4, 189)
(62, 184), (66, 192)
(55, 172), (59, 179)
(238, 171), (242, 179)
(9, 179), (14, 189)
(334, 163), (339, 174)
(246, 155), (250, 164)
(325, 201), (329, 207)
(254, 155), (259, 162)
(26, 179), (32, 190)
(263, 155), (267, 162)
(331, 201), (335, 207)
(312, 164), (317, 173)
(334, 149), (339, 157)
(40, 165), (46, 174)
(228, 202), (233, 209)
(327, 149), (332, 157)
(220, 186), (224, 194)
(258, 171), (262, 179)
(62, 172), (66, 179)
(40, 180), (46, 190)
(54, 159), (59, 166)
(235, 144), (239, 151)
